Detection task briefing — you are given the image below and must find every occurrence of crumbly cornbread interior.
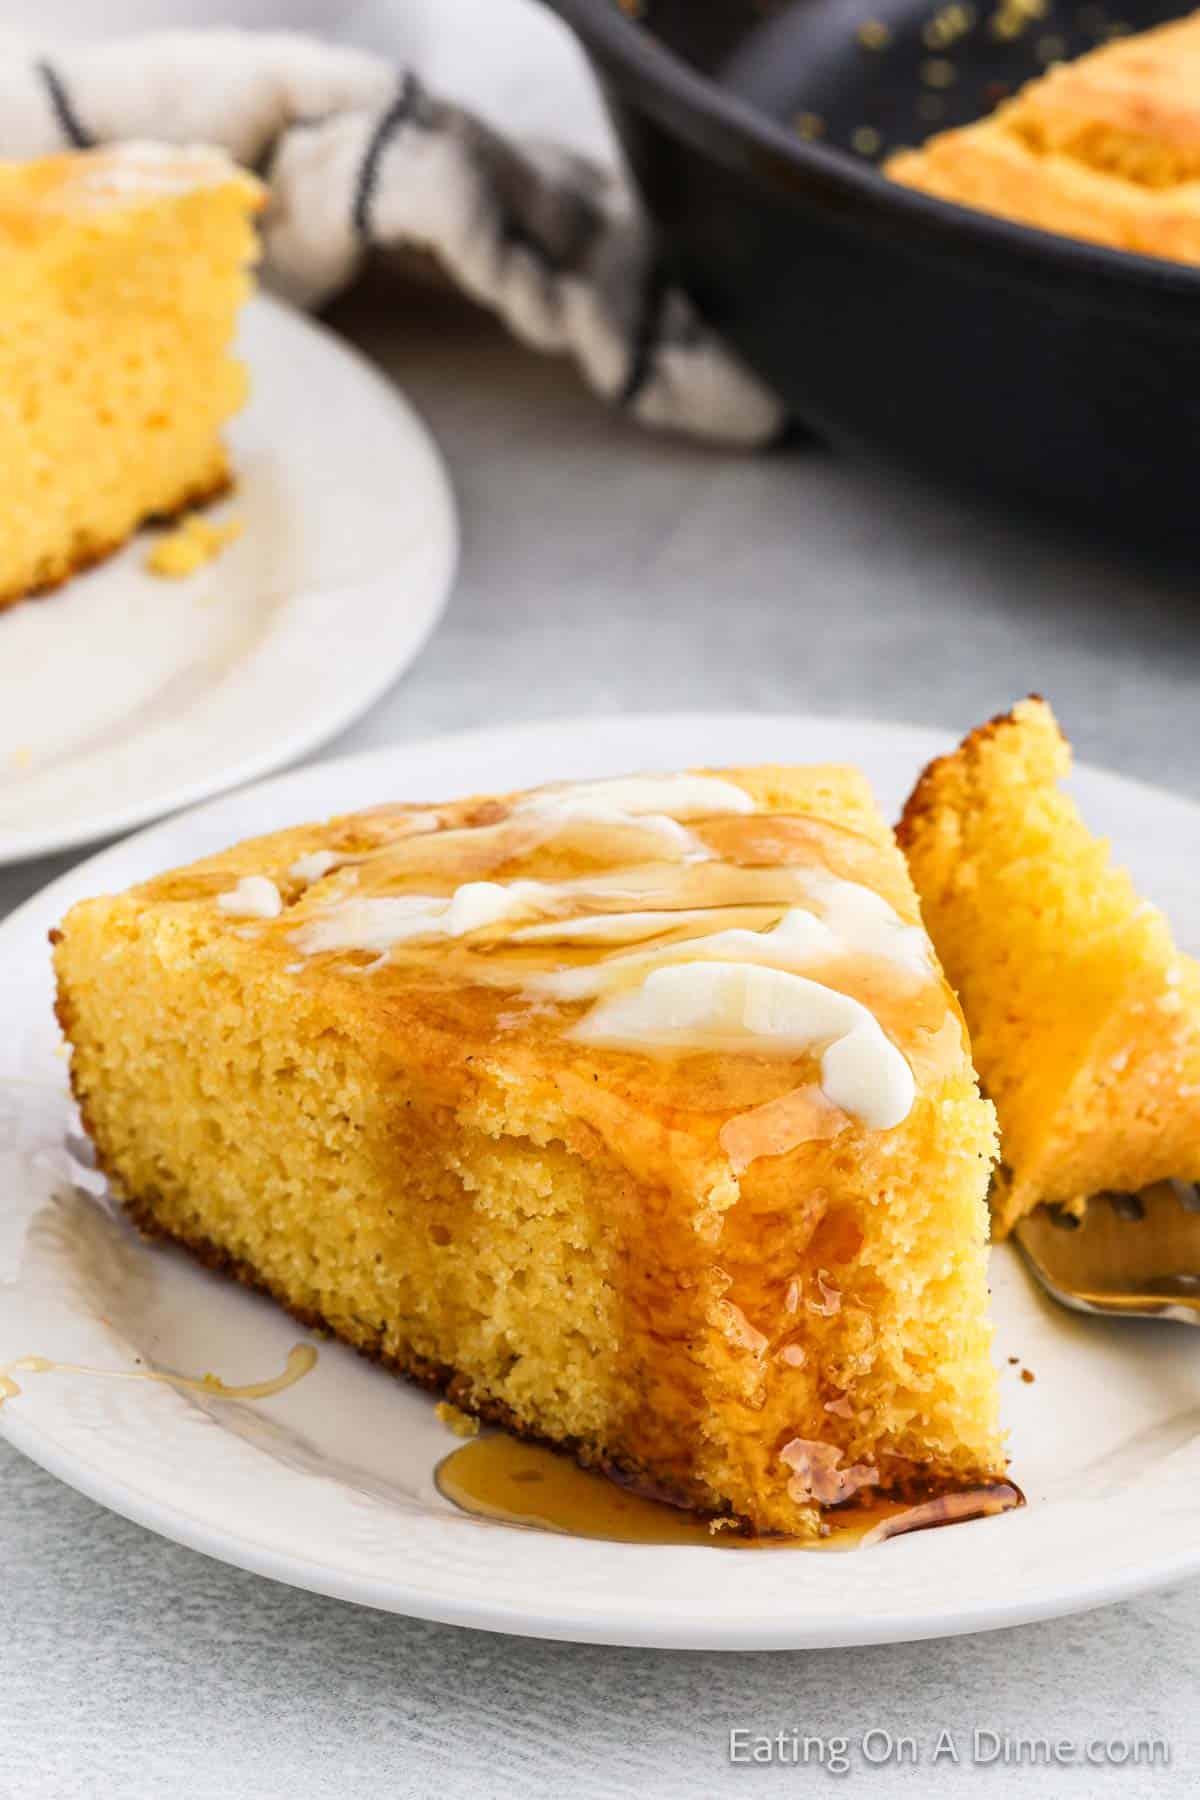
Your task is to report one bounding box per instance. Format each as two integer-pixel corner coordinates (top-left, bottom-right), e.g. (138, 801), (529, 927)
(54, 764), (1003, 1536)
(886, 13), (1200, 264)
(899, 698), (1200, 1236)
(0, 143), (261, 610)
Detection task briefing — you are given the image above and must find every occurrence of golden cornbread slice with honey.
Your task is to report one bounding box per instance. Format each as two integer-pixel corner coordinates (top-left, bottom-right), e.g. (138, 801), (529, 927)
(899, 699), (1200, 1238)
(54, 765), (1003, 1537)
(0, 142), (262, 611)
(886, 13), (1200, 265)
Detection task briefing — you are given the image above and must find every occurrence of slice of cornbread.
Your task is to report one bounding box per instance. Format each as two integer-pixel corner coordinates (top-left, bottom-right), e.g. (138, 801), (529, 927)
(0, 142), (262, 611)
(899, 699), (1200, 1238)
(886, 13), (1200, 265)
(54, 766), (1004, 1537)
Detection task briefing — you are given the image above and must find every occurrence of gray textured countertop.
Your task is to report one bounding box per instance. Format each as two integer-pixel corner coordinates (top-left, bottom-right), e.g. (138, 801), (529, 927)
(3, 282), (1198, 1798)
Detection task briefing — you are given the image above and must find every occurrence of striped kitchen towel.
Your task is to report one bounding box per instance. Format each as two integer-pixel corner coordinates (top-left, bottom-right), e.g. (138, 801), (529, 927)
(0, 29), (782, 447)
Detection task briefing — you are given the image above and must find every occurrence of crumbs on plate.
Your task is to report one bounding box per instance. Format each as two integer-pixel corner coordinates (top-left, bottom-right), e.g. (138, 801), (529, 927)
(146, 512), (243, 579)
(436, 1401), (480, 1439)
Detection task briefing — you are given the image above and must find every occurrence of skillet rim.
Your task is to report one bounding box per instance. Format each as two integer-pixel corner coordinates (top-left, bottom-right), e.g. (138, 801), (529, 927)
(546, 0), (1200, 319)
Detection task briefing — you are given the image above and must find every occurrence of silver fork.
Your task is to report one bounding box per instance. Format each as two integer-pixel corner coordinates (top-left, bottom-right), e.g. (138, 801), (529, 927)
(1014, 1180), (1200, 1325)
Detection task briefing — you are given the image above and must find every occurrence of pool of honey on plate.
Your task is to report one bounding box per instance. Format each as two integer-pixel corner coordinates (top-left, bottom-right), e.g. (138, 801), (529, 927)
(436, 1432), (1023, 1551)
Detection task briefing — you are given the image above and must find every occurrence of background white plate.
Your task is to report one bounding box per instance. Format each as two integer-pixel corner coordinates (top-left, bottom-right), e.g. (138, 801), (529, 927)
(0, 295), (457, 865)
(2, 714), (1199, 1649)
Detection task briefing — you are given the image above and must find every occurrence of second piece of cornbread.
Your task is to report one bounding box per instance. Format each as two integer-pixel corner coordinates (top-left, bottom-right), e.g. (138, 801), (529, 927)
(0, 141), (261, 610)
(900, 698), (1200, 1235)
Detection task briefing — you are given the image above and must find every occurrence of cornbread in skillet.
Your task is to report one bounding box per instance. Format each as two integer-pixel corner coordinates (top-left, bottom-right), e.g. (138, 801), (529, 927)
(0, 142), (261, 611)
(899, 699), (1200, 1238)
(54, 766), (1003, 1536)
(886, 13), (1200, 265)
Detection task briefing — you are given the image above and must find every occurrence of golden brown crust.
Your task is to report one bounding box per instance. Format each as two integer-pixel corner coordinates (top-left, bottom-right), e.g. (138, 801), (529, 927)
(0, 467), (233, 615)
(886, 14), (1200, 264)
(1016, 18), (1200, 159)
(895, 695), (1046, 848)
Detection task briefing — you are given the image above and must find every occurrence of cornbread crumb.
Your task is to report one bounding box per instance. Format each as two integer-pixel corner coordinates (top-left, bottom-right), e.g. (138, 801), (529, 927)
(146, 512), (243, 579)
(857, 20), (892, 49)
(925, 4), (976, 48)
(436, 1401), (481, 1438)
(851, 126), (884, 156)
(990, 0), (1046, 37)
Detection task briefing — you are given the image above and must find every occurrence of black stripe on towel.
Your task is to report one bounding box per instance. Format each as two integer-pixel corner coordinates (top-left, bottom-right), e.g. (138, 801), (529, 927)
(353, 72), (420, 238)
(37, 60), (95, 150)
(619, 258), (669, 411)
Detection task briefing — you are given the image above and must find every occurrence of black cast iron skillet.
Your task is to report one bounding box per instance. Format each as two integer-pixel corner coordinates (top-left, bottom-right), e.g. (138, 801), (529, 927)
(545, 0), (1200, 540)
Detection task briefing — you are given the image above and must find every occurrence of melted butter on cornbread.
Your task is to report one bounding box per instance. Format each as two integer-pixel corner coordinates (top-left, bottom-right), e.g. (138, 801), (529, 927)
(232, 772), (960, 1167)
(216, 875), (283, 919)
(41, 142), (250, 209)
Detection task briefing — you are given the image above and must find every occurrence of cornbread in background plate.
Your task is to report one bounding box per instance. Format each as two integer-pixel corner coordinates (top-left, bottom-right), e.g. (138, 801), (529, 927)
(0, 142), (262, 612)
(54, 766), (1005, 1539)
(899, 698), (1200, 1237)
(886, 12), (1200, 265)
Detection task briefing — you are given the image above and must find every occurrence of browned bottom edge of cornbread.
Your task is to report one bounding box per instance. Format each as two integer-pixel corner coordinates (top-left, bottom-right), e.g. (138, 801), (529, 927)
(0, 462), (232, 615)
(117, 1183), (1007, 1537)
(59, 999), (1005, 1537)
(116, 1185), (762, 1530)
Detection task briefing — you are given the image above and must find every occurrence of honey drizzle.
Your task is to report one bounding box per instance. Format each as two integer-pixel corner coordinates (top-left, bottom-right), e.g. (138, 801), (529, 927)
(436, 1433), (1023, 1551)
(271, 800), (920, 980)
(256, 796), (965, 1167)
(719, 1083), (850, 1173)
(0, 1343), (316, 1410)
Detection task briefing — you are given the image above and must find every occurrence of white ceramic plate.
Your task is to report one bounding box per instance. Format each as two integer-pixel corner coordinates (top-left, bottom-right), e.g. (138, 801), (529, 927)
(0, 295), (457, 866)
(2, 714), (1199, 1649)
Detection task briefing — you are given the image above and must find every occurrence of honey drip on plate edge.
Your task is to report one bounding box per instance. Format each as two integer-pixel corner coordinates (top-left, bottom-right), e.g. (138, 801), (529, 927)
(436, 1433), (1023, 1551)
(0, 1343), (317, 1410)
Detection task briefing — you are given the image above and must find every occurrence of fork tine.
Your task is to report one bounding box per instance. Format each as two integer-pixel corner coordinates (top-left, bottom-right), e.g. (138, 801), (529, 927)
(1013, 1180), (1200, 1324)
